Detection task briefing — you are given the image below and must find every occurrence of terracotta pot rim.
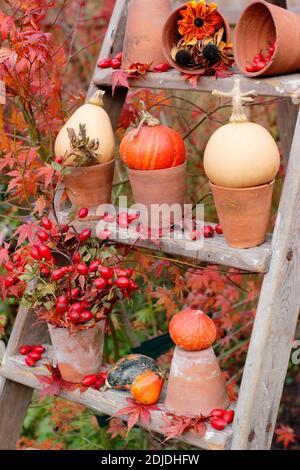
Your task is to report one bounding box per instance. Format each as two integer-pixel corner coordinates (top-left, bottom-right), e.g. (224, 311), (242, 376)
(209, 180), (275, 191)
(127, 162), (187, 175)
(48, 319), (105, 332)
(234, 0), (277, 77)
(162, 5), (231, 75)
(64, 158), (115, 174)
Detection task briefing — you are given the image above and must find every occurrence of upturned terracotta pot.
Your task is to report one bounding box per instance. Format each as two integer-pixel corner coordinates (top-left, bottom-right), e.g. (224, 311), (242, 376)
(162, 4), (230, 74)
(127, 163), (186, 234)
(234, 0), (300, 77)
(62, 159), (115, 209)
(122, 0), (172, 70)
(48, 321), (105, 383)
(210, 180), (275, 249)
(165, 346), (229, 417)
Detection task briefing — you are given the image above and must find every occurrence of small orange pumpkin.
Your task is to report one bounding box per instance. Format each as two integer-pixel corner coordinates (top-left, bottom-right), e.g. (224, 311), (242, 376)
(169, 309), (217, 351)
(119, 103), (186, 170)
(130, 370), (164, 405)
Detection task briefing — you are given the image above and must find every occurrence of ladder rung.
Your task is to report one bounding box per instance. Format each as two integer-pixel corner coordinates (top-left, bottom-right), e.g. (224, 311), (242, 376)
(94, 68), (300, 98)
(57, 212), (272, 273)
(0, 348), (234, 450)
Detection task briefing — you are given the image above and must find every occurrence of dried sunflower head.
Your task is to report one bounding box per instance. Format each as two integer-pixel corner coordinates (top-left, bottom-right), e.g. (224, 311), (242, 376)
(178, 0), (223, 44)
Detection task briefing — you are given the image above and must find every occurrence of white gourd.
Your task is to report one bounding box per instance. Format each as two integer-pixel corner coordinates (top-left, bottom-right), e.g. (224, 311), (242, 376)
(55, 90), (115, 165)
(204, 80), (280, 188)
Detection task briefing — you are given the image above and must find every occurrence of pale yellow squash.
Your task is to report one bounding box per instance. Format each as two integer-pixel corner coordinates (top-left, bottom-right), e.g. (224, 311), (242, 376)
(55, 90), (115, 165)
(204, 80), (280, 188)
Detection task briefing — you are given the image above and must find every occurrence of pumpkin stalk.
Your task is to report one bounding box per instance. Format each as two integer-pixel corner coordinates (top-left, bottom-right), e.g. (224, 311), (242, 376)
(88, 90), (105, 108)
(212, 79), (256, 123)
(130, 101), (160, 141)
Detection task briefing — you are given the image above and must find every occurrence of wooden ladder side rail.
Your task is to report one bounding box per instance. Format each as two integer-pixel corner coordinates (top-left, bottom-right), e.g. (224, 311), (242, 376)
(232, 107), (300, 450)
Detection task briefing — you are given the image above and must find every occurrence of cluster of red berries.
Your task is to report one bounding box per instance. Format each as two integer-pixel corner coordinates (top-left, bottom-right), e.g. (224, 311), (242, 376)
(99, 211), (140, 240)
(53, 262), (138, 325)
(82, 371), (107, 390)
(19, 344), (45, 367)
(190, 223), (222, 241)
(209, 408), (235, 431)
(3, 252), (25, 289)
(98, 52), (123, 70)
(245, 41), (276, 73)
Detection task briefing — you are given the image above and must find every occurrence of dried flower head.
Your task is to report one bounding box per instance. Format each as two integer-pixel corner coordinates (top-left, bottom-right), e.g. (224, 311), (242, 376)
(178, 0), (223, 44)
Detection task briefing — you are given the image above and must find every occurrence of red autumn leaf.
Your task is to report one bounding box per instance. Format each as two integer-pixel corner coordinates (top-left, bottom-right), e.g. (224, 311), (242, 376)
(275, 425), (296, 449)
(35, 364), (84, 400)
(33, 196), (47, 217)
(108, 418), (127, 439)
(160, 413), (207, 442)
(0, 242), (9, 266)
(112, 70), (130, 95)
(14, 221), (38, 246)
(128, 62), (152, 75)
(36, 165), (55, 188)
(114, 397), (159, 432)
(182, 73), (202, 89)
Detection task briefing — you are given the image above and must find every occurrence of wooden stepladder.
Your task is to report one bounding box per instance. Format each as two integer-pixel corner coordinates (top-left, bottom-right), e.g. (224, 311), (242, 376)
(1, 0), (300, 451)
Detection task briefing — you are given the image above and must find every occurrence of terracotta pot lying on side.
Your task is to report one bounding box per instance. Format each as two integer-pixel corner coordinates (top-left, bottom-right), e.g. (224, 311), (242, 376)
(62, 159), (115, 209)
(48, 321), (105, 383)
(122, 0), (172, 70)
(165, 346), (229, 418)
(234, 0), (300, 77)
(127, 163), (186, 235)
(161, 5), (230, 75)
(210, 180), (275, 249)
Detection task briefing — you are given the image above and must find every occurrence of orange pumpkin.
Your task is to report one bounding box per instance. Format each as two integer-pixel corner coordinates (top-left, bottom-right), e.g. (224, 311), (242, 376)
(169, 309), (217, 351)
(130, 370), (164, 405)
(119, 104), (186, 170)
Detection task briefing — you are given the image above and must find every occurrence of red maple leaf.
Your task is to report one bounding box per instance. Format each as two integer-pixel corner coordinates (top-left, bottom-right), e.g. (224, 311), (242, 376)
(275, 425), (296, 449)
(34, 364), (86, 400)
(14, 221), (38, 246)
(0, 242), (9, 266)
(112, 70), (130, 95)
(114, 397), (160, 432)
(160, 413), (207, 441)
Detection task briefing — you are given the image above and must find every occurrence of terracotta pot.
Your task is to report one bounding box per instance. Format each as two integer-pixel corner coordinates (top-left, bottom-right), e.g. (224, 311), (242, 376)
(165, 346), (229, 417)
(122, 0), (172, 70)
(210, 180), (275, 249)
(234, 0), (300, 77)
(62, 159), (115, 209)
(48, 321), (105, 383)
(162, 4), (230, 75)
(127, 163), (186, 234)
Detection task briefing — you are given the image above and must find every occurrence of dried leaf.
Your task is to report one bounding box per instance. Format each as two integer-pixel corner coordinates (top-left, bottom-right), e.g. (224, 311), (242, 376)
(160, 413), (207, 442)
(113, 398), (159, 432)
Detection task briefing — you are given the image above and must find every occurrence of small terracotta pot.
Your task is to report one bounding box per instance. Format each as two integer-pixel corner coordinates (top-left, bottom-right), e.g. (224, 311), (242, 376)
(127, 163), (186, 233)
(165, 346), (229, 417)
(234, 0), (300, 77)
(62, 159), (115, 209)
(210, 180), (274, 249)
(48, 321), (105, 383)
(122, 0), (172, 70)
(162, 4), (230, 75)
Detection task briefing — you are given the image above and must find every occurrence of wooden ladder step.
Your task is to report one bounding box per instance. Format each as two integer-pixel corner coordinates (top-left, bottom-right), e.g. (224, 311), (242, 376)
(0, 347), (234, 451)
(94, 68), (300, 98)
(56, 209), (272, 273)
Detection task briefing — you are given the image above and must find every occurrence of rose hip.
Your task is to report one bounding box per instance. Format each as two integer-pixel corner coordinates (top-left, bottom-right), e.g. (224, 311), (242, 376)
(111, 58), (121, 69)
(223, 410), (235, 424)
(68, 311), (81, 324)
(19, 345), (32, 355)
(82, 374), (98, 387)
(98, 58), (112, 68)
(80, 311), (93, 323)
(28, 351), (42, 361)
(37, 230), (49, 242)
(4, 261), (14, 272)
(154, 63), (170, 72)
(32, 345), (45, 354)
(71, 288), (80, 299)
(99, 266), (113, 280)
(79, 228), (91, 242)
(41, 217), (52, 230)
(116, 276), (130, 289)
(89, 260), (101, 272)
(77, 263), (89, 275)
(102, 213), (115, 223)
(115, 52), (123, 61)
(94, 277), (107, 290)
(25, 356), (36, 367)
(210, 418), (227, 431)
(215, 224), (223, 235)
(78, 208), (89, 219)
(203, 226), (214, 238)
(38, 244), (52, 260)
(210, 408), (225, 418)
(99, 228), (111, 240)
